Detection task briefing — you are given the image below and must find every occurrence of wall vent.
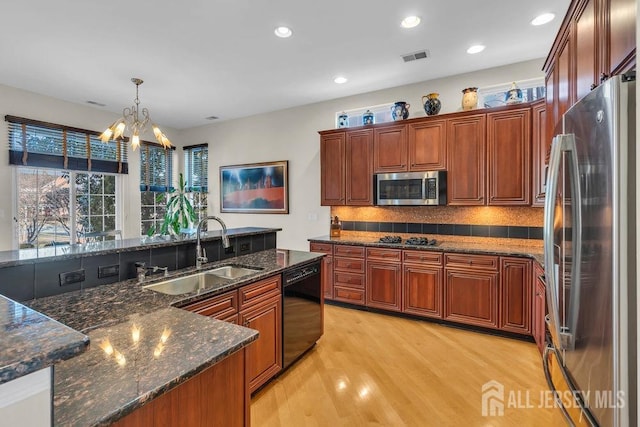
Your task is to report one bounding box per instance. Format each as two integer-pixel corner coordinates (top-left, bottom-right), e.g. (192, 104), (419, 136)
(402, 50), (430, 63)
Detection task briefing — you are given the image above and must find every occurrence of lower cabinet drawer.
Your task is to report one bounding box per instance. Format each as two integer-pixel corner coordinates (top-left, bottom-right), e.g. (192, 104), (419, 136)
(182, 290), (239, 320)
(334, 257), (365, 273)
(239, 275), (282, 310)
(334, 272), (365, 289)
(333, 286), (365, 305)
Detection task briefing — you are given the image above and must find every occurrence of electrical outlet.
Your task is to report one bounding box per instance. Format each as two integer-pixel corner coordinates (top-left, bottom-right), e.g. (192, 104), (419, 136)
(98, 264), (119, 278)
(239, 243), (250, 252)
(59, 269), (85, 286)
(224, 246), (235, 254)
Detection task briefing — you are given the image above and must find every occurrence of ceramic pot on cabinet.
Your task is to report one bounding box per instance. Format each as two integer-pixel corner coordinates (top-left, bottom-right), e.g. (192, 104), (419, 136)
(391, 102), (410, 121)
(422, 93), (442, 116)
(337, 112), (349, 128)
(461, 87), (478, 110)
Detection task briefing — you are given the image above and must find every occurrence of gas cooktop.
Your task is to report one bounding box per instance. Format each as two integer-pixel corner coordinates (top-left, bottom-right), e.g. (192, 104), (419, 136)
(377, 235), (437, 246)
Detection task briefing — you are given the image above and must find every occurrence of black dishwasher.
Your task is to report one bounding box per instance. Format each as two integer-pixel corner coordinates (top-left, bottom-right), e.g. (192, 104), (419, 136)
(282, 261), (323, 369)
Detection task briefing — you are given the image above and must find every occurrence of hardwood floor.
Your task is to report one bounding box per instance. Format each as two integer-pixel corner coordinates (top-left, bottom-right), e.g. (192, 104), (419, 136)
(251, 304), (566, 426)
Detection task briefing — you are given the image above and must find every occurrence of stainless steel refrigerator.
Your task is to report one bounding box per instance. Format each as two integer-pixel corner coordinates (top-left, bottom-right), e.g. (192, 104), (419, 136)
(543, 73), (637, 426)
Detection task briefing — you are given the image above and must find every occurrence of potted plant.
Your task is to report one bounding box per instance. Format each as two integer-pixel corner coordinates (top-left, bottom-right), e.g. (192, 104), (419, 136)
(148, 173), (197, 236)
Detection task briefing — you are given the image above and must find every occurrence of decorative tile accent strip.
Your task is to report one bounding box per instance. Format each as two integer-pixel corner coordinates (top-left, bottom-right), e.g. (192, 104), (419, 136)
(341, 221), (543, 240)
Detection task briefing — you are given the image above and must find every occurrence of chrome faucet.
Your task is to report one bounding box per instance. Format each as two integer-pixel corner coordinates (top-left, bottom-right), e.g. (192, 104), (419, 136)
(196, 216), (230, 269)
(135, 262), (169, 283)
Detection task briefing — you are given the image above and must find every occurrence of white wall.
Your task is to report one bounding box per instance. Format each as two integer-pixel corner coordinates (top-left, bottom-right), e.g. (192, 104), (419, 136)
(0, 84), (180, 251)
(179, 59), (545, 250)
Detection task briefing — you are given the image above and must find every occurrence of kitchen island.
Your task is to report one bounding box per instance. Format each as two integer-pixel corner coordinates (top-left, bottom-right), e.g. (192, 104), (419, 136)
(21, 248), (324, 426)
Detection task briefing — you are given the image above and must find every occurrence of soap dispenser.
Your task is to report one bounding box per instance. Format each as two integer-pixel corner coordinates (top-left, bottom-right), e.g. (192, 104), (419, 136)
(330, 216), (342, 237)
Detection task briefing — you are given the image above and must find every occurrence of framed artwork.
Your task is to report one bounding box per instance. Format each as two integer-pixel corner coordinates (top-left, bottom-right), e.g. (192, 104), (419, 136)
(220, 160), (289, 214)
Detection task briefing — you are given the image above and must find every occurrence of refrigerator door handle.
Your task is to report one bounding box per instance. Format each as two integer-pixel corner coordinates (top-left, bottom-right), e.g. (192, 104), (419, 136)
(564, 138), (582, 351)
(543, 134), (566, 349)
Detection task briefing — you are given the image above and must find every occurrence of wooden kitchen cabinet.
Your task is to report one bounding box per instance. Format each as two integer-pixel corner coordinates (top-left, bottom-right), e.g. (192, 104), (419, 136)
(533, 263), (547, 354)
(240, 293), (282, 393)
(320, 132), (345, 205)
(112, 348), (249, 427)
(446, 114), (486, 205)
(319, 129), (373, 206)
(486, 107), (531, 205)
(408, 119), (447, 171)
(402, 250), (443, 318)
(182, 275), (282, 394)
(444, 253), (499, 329)
(531, 99), (547, 207)
(544, 0), (635, 144)
(345, 129), (374, 205)
(310, 242), (334, 299)
(373, 124), (408, 172)
(333, 245), (366, 305)
(499, 257), (532, 334)
(366, 248), (402, 312)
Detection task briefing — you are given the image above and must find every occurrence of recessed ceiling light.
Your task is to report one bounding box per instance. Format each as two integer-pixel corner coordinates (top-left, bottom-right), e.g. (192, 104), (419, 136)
(334, 76), (348, 84)
(274, 26), (292, 38)
(466, 45), (485, 54)
(531, 13), (555, 26)
(401, 16), (421, 29)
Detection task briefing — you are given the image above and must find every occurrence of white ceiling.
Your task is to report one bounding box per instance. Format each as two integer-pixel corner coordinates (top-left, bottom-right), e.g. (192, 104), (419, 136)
(0, 0), (570, 130)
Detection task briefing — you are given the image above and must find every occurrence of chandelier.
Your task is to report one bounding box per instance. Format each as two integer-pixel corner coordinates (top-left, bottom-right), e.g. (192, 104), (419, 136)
(99, 78), (172, 150)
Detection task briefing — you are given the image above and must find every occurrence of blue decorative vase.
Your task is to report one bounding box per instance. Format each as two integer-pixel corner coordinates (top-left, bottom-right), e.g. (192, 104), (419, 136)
(422, 93), (442, 116)
(391, 102), (410, 121)
(505, 82), (523, 105)
(337, 112), (349, 128)
(362, 110), (375, 125)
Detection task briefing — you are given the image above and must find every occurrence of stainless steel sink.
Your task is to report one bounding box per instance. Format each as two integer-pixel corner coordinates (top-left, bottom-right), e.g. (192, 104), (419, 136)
(143, 272), (231, 295)
(207, 265), (263, 279)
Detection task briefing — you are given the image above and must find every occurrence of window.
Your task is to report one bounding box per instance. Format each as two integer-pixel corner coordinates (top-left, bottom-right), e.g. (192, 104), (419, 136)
(140, 142), (174, 235)
(16, 169), (118, 248)
(6, 116), (125, 249)
(478, 78), (546, 109)
(184, 144), (208, 223)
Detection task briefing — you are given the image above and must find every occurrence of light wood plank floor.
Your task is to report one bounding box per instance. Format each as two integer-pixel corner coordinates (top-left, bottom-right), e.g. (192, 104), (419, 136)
(251, 304), (566, 427)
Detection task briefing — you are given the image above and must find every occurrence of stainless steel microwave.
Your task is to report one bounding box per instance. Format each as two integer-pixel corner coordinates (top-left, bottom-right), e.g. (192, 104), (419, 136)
(375, 171), (447, 206)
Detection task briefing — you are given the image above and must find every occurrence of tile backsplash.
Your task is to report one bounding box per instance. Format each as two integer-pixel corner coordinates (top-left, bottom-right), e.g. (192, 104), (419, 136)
(331, 206), (543, 239)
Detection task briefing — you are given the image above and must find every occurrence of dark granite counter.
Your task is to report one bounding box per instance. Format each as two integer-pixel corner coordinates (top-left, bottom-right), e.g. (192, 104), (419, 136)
(309, 232), (544, 265)
(0, 227), (281, 267)
(0, 295), (88, 384)
(23, 248), (323, 426)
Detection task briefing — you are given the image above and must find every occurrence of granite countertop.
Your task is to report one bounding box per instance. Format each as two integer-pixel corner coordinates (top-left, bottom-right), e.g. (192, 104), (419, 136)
(0, 226), (281, 267)
(23, 248), (323, 426)
(309, 232), (544, 265)
(0, 295), (88, 384)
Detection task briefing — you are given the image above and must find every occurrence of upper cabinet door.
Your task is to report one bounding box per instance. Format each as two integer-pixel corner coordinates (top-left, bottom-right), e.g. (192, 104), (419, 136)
(373, 124), (408, 173)
(486, 108), (531, 206)
(607, 0), (636, 74)
(531, 100), (547, 207)
(345, 129), (374, 205)
(408, 120), (447, 171)
(574, 0), (598, 101)
(446, 114), (486, 205)
(320, 132), (345, 206)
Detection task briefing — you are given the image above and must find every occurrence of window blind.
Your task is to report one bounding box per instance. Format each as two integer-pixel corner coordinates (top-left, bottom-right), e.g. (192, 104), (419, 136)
(5, 115), (128, 174)
(140, 141), (174, 192)
(183, 144), (208, 192)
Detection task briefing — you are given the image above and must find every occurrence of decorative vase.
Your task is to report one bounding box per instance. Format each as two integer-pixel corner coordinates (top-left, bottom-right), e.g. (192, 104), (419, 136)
(461, 87), (478, 110)
(505, 82), (523, 104)
(362, 110), (375, 125)
(422, 93), (442, 116)
(337, 112), (349, 128)
(391, 102), (410, 121)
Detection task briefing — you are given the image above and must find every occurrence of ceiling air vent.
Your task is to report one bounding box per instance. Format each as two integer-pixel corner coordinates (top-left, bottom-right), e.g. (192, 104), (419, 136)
(205, 116), (219, 120)
(86, 100), (106, 107)
(402, 50), (430, 63)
